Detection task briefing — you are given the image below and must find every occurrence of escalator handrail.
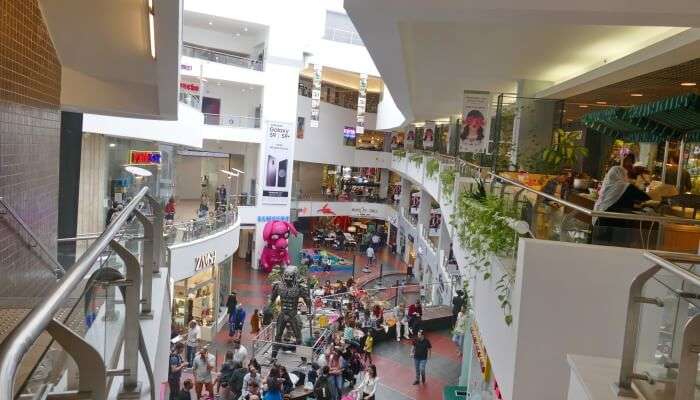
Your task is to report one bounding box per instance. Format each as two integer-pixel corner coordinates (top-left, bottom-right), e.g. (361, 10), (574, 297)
(0, 186), (150, 400)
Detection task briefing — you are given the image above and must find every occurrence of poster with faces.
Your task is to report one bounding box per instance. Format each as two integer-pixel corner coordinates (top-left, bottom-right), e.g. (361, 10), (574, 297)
(423, 122), (436, 149)
(406, 129), (416, 147)
(429, 209), (441, 236)
(460, 90), (492, 153)
(410, 191), (421, 215)
(310, 64), (323, 128)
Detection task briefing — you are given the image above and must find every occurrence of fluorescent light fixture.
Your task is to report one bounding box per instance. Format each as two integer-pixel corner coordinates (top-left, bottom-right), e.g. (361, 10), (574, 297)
(681, 82), (697, 87)
(236, 33), (241, 37)
(630, 93), (643, 97)
(244, 27), (248, 32)
(595, 101), (607, 105)
(219, 169), (240, 177)
(230, 168), (244, 174)
(109, 143), (116, 148)
(209, 21), (213, 26)
(125, 166), (152, 177)
(578, 105), (588, 108)
(148, 3), (155, 59)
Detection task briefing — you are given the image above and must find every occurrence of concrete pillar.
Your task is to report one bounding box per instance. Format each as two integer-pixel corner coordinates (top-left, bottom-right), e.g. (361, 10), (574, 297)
(379, 169), (389, 200)
(511, 79), (558, 169)
(418, 190), (431, 231)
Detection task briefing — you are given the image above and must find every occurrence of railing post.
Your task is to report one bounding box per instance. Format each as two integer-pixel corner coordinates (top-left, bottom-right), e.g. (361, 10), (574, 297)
(674, 314), (700, 400)
(133, 210), (154, 318)
(146, 195), (164, 273)
(615, 264), (661, 397)
(109, 240), (142, 398)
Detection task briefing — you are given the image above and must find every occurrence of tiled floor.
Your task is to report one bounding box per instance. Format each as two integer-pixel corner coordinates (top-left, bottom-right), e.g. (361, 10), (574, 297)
(175, 238), (461, 400)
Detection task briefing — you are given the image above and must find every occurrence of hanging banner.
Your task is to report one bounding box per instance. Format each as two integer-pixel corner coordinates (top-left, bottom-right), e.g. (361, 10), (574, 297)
(356, 73), (368, 134)
(406, 128), (416, 147)
(262, 121), (294, 204)
(423, 122), (436, 150)
(429, 209), (441, 236)
(390, 131), (404, 149)
(310, 64), (323, 128)
(410, 191), (421, 215)
(460, 90), (492, 153)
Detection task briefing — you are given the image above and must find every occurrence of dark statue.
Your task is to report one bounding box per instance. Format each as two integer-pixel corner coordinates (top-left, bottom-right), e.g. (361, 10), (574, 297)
(268, 266), (311, 359)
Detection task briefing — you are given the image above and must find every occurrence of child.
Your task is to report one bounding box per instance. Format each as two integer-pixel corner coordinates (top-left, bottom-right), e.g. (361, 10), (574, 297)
(250, 309), (261, 335)
(363, 329), (374, 364)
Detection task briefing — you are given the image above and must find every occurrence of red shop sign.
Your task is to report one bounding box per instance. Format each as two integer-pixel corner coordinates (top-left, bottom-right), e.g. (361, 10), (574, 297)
(179, 82), (200, 92)
(129, 150), (161, 165)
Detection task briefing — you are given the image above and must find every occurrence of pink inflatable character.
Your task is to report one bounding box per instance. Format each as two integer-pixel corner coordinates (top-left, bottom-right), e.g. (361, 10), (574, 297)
(260, 220), (298, 273)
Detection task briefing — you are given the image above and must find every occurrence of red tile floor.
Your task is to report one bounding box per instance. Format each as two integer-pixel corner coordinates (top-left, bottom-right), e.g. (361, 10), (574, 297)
(170, 243), (461, 400)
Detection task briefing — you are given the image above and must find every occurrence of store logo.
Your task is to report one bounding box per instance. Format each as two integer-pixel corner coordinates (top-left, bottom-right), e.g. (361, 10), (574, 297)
(194, 250), (216, 272)
(257, 215), (290, 222)
(129, 150), (161, 165)
(179, 82), (199, 92)
(317, 203), (335, 215)
(350, 206), (377, 217)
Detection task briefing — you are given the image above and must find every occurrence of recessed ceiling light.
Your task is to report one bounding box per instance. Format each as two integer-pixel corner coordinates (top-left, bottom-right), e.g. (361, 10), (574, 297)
(208, 21), (213, 26)
(630, 93), (643, 97)
(241, 88), (246, 92)
(578, 105), (588, 108)
(595, 101), (607, 105)
(249, 87), (253, 90)
(566, 119), (573, 122)
(201, 78), (208, 82)
(681, 82), (697, 87)
(109, 143), (116, 148)
(236, 33), (241, 37)
(244, 27), (248, 32)
(216, 82), (222, 86)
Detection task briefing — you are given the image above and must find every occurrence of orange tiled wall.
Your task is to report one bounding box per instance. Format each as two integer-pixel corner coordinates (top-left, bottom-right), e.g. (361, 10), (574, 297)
(0, 0), (61, 108)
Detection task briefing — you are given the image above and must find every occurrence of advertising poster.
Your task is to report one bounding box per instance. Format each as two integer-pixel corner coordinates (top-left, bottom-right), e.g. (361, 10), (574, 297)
(356, 73), (368, 134)
(406, 129), (416, 147)
(410, 191), (421, 215)
(390, 131), (404, 149)
(429, 209), (441, 236)
(423, 122), (436, 150)
(310, 64), (323, 128)
(297, 116), (305, 139)
(262, 121), (294, 204)
(460, 90), (492, 153)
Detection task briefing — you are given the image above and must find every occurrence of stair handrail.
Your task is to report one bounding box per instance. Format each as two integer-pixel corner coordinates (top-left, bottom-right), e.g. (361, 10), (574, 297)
(0, 186), (149, 400)
(0, 197), (65, 278)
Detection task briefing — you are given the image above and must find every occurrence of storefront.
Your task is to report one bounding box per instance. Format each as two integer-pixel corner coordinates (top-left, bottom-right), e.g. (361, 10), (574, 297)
(465, 320), (502, 400)
(172, 253), (234, 341)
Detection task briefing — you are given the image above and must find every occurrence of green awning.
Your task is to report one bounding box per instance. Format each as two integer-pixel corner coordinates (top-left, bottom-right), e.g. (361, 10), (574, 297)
(626, 93), (700, 135)
(580, 107), (671, 143)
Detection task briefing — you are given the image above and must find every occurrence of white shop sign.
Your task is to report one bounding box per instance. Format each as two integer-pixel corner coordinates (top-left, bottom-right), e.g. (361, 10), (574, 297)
(194, 250), (216, 272)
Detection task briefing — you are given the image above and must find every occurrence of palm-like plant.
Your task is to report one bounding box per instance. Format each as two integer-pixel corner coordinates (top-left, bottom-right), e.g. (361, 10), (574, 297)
(541, 129), (588, 170)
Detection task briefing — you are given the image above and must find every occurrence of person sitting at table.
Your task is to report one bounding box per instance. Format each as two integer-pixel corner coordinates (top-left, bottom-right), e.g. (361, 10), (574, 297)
(541, 171), (571, 207)
(593, 165), (651, 246)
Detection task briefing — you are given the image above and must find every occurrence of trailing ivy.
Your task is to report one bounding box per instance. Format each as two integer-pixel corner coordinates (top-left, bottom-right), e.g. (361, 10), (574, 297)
(439, 167), (456, 201)
(450, 181), (519, 325)
(426, 158), (440, 178)
(409, 154), (423, 166)
(393, 149), (406, 158)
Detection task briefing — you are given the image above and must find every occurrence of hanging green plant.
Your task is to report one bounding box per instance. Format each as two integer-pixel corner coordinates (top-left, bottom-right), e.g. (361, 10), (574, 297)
(425, 158), (440, 178)
(393, 149), (407, 158)
(440, 167), (456, 200)
(409, 154), (423, 166)
(450, 181), (520, 325)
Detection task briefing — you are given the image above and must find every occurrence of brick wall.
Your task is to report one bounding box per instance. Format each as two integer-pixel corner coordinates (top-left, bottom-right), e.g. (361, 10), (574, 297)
(0, 0), (62, 301)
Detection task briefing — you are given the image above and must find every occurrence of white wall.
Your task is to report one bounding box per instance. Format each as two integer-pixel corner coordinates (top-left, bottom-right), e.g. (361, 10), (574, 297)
(295, 96), (382, 166)
(201, 81), (262, 118)
(307, 39), (380, 76)
(376, 86), (405, 130)
(181, 56), (266, 86)
(296, 201), (397, 220)
(168, 221), (241, 281)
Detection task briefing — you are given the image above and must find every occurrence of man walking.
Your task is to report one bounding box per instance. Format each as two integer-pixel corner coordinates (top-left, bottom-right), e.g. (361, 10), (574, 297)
(363, 245), (375, 273)
(192, 346), (216, 399)
(411, 329), (432, 385)
(169, 343), (188, 399)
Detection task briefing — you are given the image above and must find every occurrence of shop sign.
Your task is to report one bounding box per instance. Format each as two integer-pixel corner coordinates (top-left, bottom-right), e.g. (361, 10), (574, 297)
(129, 150), (161, 165)
(179, 82), (199, 92)
(310, 64), (322, 128)
(180, 63), (193, 71)
(350, 206), (378, 218)
(194, 250), (216, 272)
(257, 215), (290, 223)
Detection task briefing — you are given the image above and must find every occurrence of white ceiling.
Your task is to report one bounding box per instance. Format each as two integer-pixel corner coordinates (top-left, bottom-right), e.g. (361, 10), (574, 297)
(39, 0), (181, 119)
(184, 10), (267, 38)
(346, 0), (700, 122)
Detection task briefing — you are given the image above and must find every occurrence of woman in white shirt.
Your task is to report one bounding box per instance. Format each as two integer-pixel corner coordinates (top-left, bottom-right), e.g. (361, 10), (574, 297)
(356, 365), (378, 400)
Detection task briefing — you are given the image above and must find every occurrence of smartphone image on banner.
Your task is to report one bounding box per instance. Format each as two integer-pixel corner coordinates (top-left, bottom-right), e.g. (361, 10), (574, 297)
(277, 159), (288, 187)
(266, 156), (278, 187)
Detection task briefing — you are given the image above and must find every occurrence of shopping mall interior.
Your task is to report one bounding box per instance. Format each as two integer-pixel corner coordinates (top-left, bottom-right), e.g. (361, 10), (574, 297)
(1, 0), (700, 399)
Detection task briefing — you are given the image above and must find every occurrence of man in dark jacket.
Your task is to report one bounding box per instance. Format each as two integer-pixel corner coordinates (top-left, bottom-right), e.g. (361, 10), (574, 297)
(313, 366), (333, 400)
(452, 290), (465, 327)
(229, 361), (248, 399)
(226, 292), (237, 317)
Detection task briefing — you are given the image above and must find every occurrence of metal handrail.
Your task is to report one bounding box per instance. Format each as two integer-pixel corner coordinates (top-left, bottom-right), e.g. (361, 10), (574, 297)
(0, 187), (150, 400)
(202, 113), (261, 128)
(182, 43), (263, 70)
(644, 251), (700, 287)
(0, 197), (65, 277)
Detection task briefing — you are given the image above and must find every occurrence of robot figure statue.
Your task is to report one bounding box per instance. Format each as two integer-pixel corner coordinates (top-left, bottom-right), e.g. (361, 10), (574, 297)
(269, 265), (311, 359)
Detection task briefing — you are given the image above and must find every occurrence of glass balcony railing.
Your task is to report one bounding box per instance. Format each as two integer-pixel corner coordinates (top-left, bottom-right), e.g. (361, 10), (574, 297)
(323, 26), (364, 46)
(203, 113), (261, 128)
(295, 192), (393, 204)
(229, 194), (257, 207)
(165, 208), (238, 245)
(182, 43), (263, 71)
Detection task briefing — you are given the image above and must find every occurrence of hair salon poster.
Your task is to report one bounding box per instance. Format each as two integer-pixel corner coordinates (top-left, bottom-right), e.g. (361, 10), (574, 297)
(406, 128), (416, 147)
(410, 191), (421, 215)
(423, 122), (436, 150)
(429, 209), (441, 236)
(262, 121), (294, 205)
(460, 90), (492, 154)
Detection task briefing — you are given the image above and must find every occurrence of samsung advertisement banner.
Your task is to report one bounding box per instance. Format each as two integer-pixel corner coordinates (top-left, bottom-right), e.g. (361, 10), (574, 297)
(460, 90), (492, 154)
(262, 121), (294, 204)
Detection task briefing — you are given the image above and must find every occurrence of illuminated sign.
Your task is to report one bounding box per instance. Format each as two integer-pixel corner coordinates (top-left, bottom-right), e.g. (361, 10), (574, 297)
(179, 82), (199, 92)
(129, 151), (161, 165)
(194, 250), (216, 272)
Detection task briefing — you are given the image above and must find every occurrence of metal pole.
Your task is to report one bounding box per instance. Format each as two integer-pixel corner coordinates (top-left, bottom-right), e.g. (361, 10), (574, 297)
(491, 93), (504, 173)
(676, 136), (686, 192)
(661, 140), (670, 184)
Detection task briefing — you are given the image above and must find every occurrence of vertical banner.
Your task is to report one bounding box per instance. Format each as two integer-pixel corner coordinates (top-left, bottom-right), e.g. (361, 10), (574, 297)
(410, 191), (421, 215)
(310, 64), (323, 128)
(429, 209), (442, 236)
(460, 90), (492, 153)
(356, 73), (368, 134)
(406, 128), (416, 148)
(423, 122), (436, 149)
(296, 116), (305, 139)
(262, 121), (294, 204)
(390, 131), (404, 149)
